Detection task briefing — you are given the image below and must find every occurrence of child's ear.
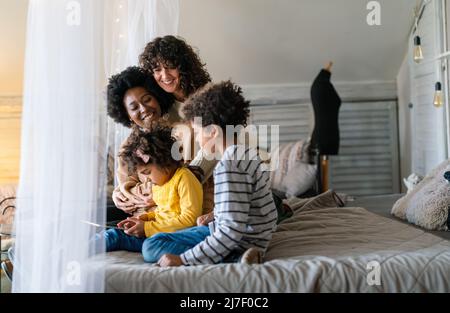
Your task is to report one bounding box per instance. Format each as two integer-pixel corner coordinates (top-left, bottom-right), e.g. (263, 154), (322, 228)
(211, 125), (222, 139)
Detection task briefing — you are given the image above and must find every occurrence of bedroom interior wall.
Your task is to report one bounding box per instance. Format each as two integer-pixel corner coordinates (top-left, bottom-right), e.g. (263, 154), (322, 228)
(178, 0), (412, 195)
(396, 50), (413, 193)
(246, 81), (401, 196)
(408, 0), (448, 176)
(0, 0), (28, 95)
(0, 0), (28, 185)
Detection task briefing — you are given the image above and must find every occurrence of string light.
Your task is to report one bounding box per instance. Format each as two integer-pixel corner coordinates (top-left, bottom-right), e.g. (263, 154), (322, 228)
(413, 36), (424, 63)
(413, 5), (424, 64)
(433, 82), (444, 108)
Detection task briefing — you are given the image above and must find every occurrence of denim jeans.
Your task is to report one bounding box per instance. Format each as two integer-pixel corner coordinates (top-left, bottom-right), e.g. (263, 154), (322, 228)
(102, 226), (210, 263)
(103, 228), (146, 253)
(141, 226), (210, 263)
(103, 226), (243, 263)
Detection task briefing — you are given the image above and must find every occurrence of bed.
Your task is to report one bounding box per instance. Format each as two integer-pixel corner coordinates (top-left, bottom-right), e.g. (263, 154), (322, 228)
(91, 190), (450, 292)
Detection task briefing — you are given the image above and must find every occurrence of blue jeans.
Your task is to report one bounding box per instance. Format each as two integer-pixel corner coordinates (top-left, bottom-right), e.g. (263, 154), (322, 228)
(103, 228), (146, 253)
(102, 226), (210, 263)
(142, 226), (210, 262)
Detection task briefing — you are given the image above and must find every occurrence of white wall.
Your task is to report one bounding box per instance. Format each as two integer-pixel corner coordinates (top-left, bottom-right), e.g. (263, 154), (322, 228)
(178, 0), (416, 85)
(397, 52), (412, 192)
(1, 0), (417, 91)
(396, 0), (448, 180)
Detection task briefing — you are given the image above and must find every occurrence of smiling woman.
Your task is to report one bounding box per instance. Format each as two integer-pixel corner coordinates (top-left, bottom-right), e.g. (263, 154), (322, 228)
(139, 35), (211, 104)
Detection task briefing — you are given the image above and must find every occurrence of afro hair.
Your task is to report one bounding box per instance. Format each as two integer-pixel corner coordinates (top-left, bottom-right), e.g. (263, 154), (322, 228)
(119, 123), (182, 171)
(107, 66), (174, 127)
(182, 80), (250, 130)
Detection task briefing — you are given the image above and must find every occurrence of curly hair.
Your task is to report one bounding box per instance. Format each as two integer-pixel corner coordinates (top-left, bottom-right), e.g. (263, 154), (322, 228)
(182, 80), (250, 130)
(107, 66), (174, 127)
(139, 35), (211, 98)
(119, 124), (182, 171)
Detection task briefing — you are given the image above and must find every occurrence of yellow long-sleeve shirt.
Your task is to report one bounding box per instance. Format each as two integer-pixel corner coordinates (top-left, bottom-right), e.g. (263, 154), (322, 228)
(142, 167), (203, 237)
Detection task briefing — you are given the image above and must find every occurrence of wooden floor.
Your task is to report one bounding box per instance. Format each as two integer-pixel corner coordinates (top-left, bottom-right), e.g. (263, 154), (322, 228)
(0, 97), (21, 186)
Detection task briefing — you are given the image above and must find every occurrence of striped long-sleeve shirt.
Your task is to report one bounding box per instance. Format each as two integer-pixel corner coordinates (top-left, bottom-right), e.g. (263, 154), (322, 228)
(180, 145), (278, 265)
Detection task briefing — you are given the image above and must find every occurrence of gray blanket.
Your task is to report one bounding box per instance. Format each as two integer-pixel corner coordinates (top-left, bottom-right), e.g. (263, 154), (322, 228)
(92, 191), (450, 292)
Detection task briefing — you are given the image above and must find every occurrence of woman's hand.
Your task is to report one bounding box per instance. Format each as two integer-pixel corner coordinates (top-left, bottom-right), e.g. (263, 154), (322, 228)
(119, 217), (146, 238)
(197, 211), (214, 226)
(131, 183), (156, 208)
(112, 189), (137, 214)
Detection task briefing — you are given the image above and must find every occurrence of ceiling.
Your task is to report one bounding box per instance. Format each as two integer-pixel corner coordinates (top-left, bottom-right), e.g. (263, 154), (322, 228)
(0, 0), (419, 95)
(179, 0), (419, 84)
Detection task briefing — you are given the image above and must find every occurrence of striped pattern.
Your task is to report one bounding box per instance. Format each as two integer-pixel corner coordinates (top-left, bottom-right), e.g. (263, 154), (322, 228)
(180, 145), (277, 265)
(249, 99), (400, 196)
(328, 101), (400, 196)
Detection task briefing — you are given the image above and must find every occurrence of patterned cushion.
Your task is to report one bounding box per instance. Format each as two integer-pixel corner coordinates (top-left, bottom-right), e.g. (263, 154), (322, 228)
(270, 140), (316, 197)
(391, 159), (450, 230)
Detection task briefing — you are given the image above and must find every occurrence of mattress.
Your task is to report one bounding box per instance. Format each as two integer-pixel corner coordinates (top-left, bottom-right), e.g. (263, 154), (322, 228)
(91, 191), (450, 292)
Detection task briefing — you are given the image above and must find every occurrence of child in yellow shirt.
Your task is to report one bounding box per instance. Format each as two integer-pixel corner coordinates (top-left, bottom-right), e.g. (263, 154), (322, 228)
(101, 125), (203, 262)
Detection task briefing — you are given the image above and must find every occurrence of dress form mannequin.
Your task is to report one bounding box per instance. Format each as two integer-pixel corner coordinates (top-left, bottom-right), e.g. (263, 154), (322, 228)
(310, 62), (341, 192)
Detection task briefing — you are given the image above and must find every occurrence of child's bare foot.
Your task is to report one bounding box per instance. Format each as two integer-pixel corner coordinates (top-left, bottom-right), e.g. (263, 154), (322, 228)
(240, 247), (262, 264)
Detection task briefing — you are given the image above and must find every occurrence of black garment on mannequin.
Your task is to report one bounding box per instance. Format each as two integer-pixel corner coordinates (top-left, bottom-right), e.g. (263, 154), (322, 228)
(310, 69), (341, 155)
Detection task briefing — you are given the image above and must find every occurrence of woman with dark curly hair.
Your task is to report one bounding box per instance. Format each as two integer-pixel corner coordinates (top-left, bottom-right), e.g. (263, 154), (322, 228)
(139, 35), (217, 221)
(139, 35), (211, 106)
(107, 66), (176, 215)
(139, 36), (212, 160)
(107, 66), (174, 129)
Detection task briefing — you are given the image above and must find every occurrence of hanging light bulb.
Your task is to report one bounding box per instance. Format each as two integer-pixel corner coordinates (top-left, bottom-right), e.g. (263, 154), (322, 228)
(433, 82), (444, 108)
(413, 36), (424, 63)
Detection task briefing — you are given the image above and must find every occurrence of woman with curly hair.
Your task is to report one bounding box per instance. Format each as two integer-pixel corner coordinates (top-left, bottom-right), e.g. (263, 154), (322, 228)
(139, 35), (217, 222)
(139, 35), (211, 109)
(108, 63), (215, 221)
(107, 66), (176, 216)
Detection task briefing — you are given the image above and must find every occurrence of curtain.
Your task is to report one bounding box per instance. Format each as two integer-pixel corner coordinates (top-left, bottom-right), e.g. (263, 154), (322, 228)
(12, 0), (179, 293)
(104, 0), (180, 185)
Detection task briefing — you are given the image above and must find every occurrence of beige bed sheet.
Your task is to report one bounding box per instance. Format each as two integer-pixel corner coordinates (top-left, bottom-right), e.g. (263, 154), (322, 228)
(93, 191), (450, 292)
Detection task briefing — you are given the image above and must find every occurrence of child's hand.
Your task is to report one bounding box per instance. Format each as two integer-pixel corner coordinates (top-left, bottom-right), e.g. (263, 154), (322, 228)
(157, 254), (183, 267)
(197, 212), (214, 226)
(138, 213), (149, 221)
(122, 217), (146, 238)
(117, 218), (134, 230)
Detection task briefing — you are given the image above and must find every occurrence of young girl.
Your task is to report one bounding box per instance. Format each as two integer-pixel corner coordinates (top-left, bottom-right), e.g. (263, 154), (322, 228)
(101, 125), (204, 262)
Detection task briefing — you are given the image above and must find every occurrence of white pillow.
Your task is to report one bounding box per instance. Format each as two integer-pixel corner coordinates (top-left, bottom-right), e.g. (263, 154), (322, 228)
(283, 162), (317, 198)
(270, 141), (317, 197)
(391, 159), (450, 231)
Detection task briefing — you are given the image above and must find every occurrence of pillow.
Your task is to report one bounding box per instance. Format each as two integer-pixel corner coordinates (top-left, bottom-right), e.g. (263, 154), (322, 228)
(270, 140), (317, 198)
(391, 159), (450, 231)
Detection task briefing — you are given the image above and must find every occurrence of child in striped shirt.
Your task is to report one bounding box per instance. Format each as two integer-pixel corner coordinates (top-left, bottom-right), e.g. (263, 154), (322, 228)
(149, 81), (277, 267)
